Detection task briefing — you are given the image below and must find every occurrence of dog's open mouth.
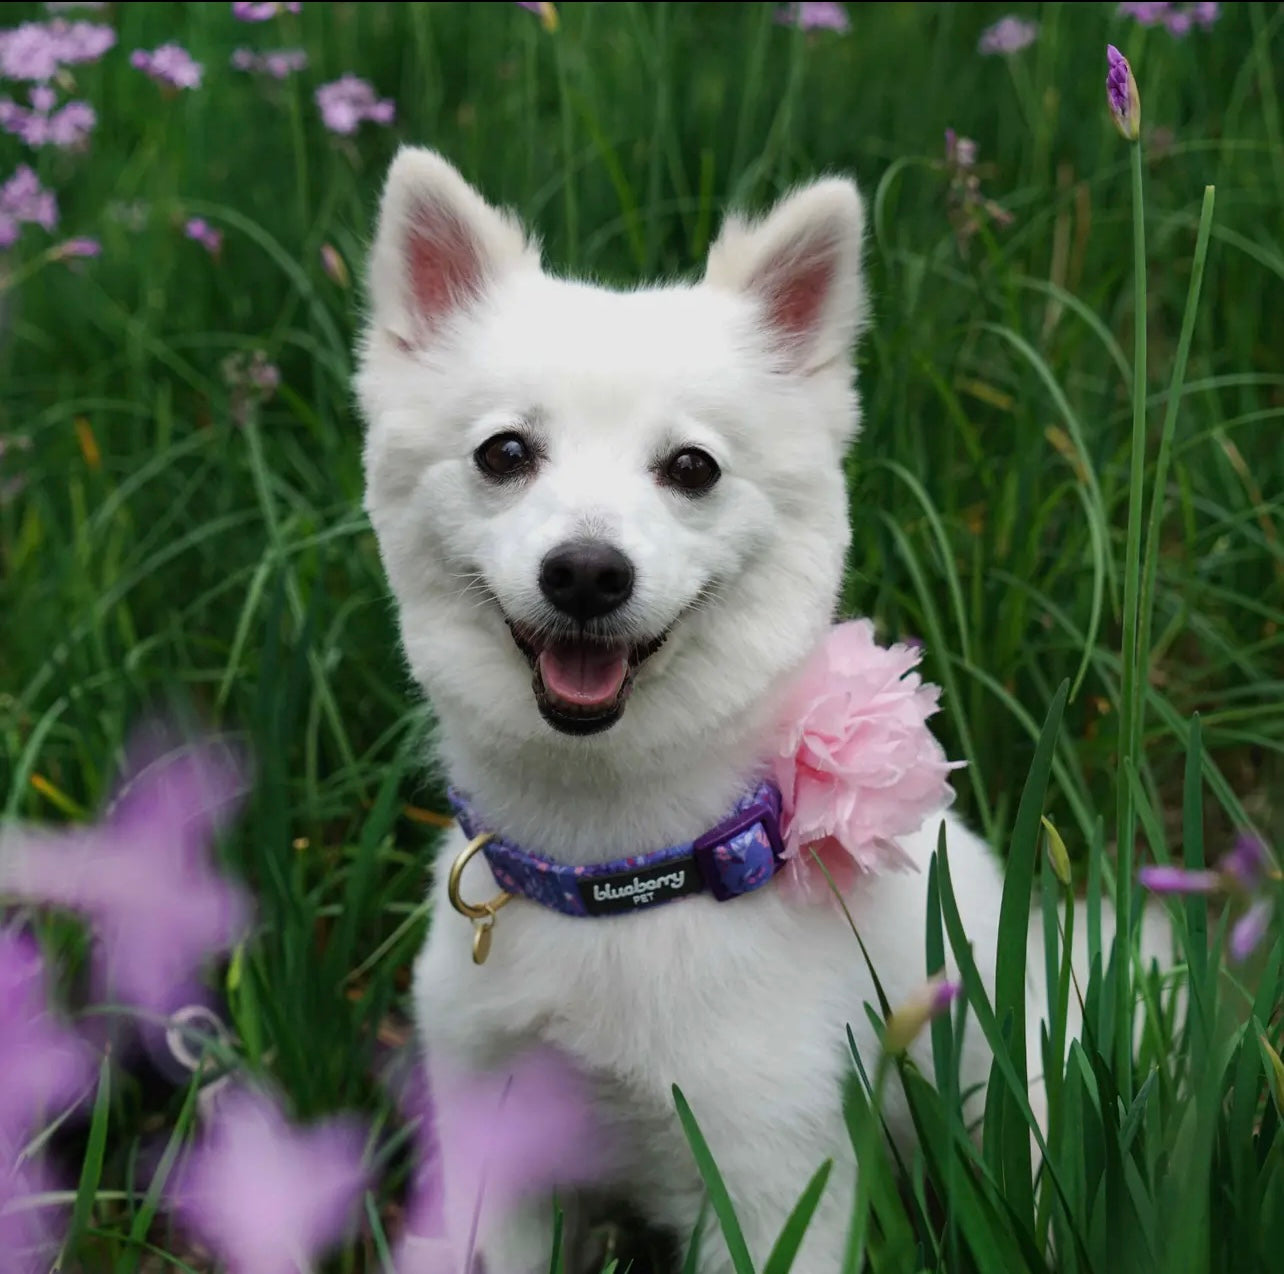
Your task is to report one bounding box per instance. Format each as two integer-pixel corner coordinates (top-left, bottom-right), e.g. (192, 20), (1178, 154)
(507, 622), (669, 736)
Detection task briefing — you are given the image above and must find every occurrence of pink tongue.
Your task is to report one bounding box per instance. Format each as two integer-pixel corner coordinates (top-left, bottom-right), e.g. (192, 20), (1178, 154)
(538, 641), (629, 709)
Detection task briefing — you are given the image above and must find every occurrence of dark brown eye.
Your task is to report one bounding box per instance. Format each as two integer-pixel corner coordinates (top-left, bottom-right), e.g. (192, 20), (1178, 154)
(663, 448), (720, 494)
(475, 433), (533, 480)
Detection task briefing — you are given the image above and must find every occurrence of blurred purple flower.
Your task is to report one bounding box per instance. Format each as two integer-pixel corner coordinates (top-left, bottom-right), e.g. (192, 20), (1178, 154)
(185, 217), (223, 255)
(1137, 864), (1220, 894)
(515, 1), (559, 30)
(320, 242), (349, 288)
(232, 1), (302, 18)
(0, 88), (96, 149)
(0, 1157), (64, 1274)
(774, 3), (851, 33)
(1140, 829), (1278, 963)
(884, 975), (962, 1052)
(978, 15), (1038, 55)
(230, 47), (308, 78)
(131, 43), (203, 91)
(1107, 43), (1141, 140)
(941, 131), (1012, 258)
(0, 930), (94, 1146)
(0, 722), (253, 1016)
(315, 74), (395, 135)
(1230, 898), (1273, 964)
(1117, 2), (1219, 35)
(52, 235), (100, 259)
(0, 166), (58, 250)
(170, 1086), (367, 1274)
(394, 1046), (605, 1271)
(0, 19), (115, 82)
(222, 350), (281, 424)
(1223, 831), (1269, 893)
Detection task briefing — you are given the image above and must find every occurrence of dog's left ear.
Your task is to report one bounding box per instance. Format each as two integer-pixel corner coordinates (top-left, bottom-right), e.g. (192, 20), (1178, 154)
(704, 178), (866, 375)
(366, 146), (538, 350)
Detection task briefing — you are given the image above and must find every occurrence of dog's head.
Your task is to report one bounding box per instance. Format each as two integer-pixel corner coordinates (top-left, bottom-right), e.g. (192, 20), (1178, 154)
(356, 149), (867, 762)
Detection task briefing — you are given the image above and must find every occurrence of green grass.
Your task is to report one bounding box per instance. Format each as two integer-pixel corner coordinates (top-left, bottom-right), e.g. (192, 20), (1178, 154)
(1, 1), (1282, 1270)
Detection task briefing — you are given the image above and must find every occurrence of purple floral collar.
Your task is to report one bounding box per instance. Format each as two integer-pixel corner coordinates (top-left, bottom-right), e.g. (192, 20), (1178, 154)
(447, 781), (786, 918)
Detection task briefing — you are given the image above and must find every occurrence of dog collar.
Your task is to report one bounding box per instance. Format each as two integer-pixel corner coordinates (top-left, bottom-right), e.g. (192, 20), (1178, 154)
(446, 780), (787, 929)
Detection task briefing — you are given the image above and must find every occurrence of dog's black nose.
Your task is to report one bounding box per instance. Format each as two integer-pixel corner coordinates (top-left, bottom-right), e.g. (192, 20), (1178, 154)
(539, 541), (635, 620)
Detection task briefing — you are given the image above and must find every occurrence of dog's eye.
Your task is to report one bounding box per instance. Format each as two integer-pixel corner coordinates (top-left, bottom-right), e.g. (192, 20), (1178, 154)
(662, 448), (720, 494)
(475, 433), (534, 480)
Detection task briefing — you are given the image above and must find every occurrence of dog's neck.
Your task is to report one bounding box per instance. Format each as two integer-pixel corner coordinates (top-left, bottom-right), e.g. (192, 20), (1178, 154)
(438, 717), (771, 866)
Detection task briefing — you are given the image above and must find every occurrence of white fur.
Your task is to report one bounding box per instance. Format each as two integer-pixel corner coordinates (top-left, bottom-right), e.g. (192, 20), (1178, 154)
(356, 148), (1141, 1272)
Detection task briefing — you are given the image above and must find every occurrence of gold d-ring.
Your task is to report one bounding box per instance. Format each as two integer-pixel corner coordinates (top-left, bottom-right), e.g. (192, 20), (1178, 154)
(447, 832), (513, 920)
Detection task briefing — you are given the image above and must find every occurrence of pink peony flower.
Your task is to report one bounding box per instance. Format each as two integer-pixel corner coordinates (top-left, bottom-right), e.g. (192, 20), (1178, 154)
(769, 619), (961, 899)
(170, 1086), (367, 1274)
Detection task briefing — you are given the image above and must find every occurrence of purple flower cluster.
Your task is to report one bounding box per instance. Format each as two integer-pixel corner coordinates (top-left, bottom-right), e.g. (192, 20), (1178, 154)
(131, 43), (204, 91)
(1107, 43), (1141, 140)
(0, 714), (612, 1269)
(774, 2), (851, 33)
(941, 129), (1013, 257)
(0, 166), (58, 250)
(315, 74), (395, 135)
(1117, 2), (1219, 36)
(231, 46), (308, 78)
(185, 216), (223, 255)
(232, 1), (302, 19)
(977, 15), (1038, 56)
(222, 349), (282, 424)
(1140, 831), (1278, 963)
(0, 85), (95, 149)
(0, 18), (115, 81)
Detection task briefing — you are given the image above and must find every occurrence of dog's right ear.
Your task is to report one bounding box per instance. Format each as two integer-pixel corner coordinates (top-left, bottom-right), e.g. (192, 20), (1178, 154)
(366, 147), (537, 350)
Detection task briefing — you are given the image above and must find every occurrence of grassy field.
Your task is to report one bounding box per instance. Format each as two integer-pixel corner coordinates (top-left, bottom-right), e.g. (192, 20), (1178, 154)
(1, 1), (1282, 1270)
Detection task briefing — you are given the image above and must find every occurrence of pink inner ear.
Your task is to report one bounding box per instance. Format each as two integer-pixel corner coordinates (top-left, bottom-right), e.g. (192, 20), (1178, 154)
(407, 200), (484, 328)
(758, 250), (834, 347)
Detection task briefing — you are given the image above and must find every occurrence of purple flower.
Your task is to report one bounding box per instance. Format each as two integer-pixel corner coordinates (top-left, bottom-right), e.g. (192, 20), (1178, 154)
(515, 1), (559, 30)
(884, 976), (962, 1053)
(0, 1157), (64, 1274)
(0, 721), (253, 1016)
(1223, 831), (1269, 893)
(0, 19), (115, 82)
(1230, 898), (1273, 964)
(232, 1), (302, 18)
(394, 1046), (605, 1268)
(978, 15), (1038, 55)
(1138, 864), (1221, 894)
(0, 930), (93, 1146)
(1107, 44), (1141, 140)
(131, 43), (203, 91)
(319, 242), (349, 287)
(185, 217), (223, 255)
(230, 47), (307, 78)
(170, 1086), (367, 1274)
(941, 132), (1012, 257)
(52, 235), (100, 259)
(774, 2), (851, 33)
(0, 88), (96, 149)
(1117, 2), (1219, 35)
(315, 74), (395, 135)
(221, 350), (281, 424)
(0, 166), (58, 250)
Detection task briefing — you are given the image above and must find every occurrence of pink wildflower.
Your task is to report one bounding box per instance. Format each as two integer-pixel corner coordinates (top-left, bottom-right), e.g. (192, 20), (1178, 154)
(315, 74), (395, 135)
(185, 217), (223, 255)
(131, 43), (203, 91)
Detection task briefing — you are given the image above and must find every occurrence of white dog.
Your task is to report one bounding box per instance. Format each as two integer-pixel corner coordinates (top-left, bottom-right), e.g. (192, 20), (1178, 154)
(355, 148), (1114, 1272)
